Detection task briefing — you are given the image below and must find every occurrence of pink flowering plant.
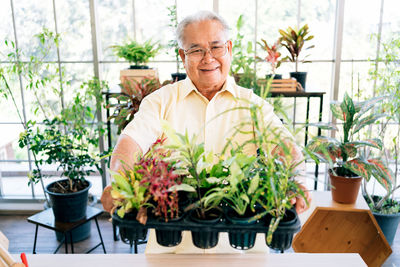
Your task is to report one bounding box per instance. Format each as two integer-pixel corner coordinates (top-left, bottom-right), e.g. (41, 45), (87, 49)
(258, 39), (282, 75)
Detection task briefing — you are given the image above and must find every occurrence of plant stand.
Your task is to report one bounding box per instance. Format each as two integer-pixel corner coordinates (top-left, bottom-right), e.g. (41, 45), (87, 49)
(292, 191), (392, 267)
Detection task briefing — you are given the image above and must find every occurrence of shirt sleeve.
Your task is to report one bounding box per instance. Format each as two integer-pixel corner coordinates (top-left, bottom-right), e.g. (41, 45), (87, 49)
(121, 92), (163, 154)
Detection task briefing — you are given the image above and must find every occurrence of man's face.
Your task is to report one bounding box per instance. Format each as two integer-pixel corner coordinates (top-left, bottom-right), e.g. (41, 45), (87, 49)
(179, 20), (232, 91)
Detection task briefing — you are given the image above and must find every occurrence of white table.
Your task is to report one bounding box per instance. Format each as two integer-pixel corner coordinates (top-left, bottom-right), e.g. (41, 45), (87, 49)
(19, 253), (366, 267)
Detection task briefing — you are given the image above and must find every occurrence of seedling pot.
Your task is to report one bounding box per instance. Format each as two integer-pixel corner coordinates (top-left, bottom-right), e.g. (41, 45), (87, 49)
(225, 209), (257, 250)
(266, 209), (301, 252)
(189, 209), (222, 249)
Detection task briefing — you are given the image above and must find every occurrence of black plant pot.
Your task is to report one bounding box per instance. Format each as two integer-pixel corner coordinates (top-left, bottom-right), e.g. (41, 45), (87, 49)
(373, 211), (400, 246)
(171, 72), (187, 81)
(225, 209), (257, 250)
(155, 229), (183, 247)
(45, 179), (92, 242)
(117, 211), (148, 244)
(266, 209), (301, 252)
(155, 213), (184, 247)
(45, 179), (91, 222)
(189, 209), (222, 249)
(290, 72), (307, 90)
(266, 74), (282, 80)
(129, 65), (149, 69)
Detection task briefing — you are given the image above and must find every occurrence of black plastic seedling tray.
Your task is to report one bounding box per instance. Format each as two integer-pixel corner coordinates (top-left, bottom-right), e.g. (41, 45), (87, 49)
(112, 210), (301, 234)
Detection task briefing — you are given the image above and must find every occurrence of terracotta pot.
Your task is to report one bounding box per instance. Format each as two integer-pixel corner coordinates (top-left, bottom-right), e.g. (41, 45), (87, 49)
(329, 168), (362, 204)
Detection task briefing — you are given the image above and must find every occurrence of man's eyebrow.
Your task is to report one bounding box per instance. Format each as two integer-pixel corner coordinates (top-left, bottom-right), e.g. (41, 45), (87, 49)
(186, 40), (225, 49)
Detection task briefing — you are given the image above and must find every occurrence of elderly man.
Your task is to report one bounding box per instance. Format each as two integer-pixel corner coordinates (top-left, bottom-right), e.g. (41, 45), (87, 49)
(101, 10), (311, 252)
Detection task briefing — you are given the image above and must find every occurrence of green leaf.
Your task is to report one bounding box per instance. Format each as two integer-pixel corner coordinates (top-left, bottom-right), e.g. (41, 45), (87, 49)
(248, 173), (260, 195)
(307, 122), (338, 131)
(168, 184), (196, 192)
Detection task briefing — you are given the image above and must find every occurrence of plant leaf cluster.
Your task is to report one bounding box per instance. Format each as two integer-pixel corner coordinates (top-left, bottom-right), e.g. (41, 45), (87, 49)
(107, 77), (162, 134)
(279, 24), (314, 72)
(111, 39), (160, 66)
(307, 92), (392, 185)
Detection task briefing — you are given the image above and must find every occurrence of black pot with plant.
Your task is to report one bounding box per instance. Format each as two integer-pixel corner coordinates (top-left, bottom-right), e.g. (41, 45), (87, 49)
(307, 92), (390, 204)
(279, 24), (314, 89)
(267, 208), (301, 252)
(16, 77), (110, 242)
(363, 34), (400, 247)
(189, 208), (222, 249)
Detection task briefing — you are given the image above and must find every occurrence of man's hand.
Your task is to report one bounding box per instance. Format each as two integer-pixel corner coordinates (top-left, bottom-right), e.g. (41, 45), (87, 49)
(100, 185), (113, 213)
(291, 184), (312, 214)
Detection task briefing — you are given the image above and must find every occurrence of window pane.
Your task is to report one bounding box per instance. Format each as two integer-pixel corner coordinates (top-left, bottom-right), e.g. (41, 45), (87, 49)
(0, 1), (14, 61)
(338, 61), (375, 101)
(300, 0), (336, 60)
(13, 0), (58, 61)
(0, 124), (28, 161)
(0, 64), (26, 123)
(342, 0), (381, 60)
(98, 0), (133, 61)
(0, 161), (31, 197)
(257, 0), (297, 48)
(56, 0), (93, 61)
(177, 0), (213, 20)
(382, 0), (400, 40)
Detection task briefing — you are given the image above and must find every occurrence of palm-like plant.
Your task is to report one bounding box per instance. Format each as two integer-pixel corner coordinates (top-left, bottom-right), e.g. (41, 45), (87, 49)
(279, 24), (314, 72)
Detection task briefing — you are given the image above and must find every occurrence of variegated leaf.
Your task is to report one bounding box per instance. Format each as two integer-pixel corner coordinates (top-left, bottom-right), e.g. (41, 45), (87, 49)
(354, 95), (387, 121)
(343, 158), (371, 179)
(349, 139), (383, 150)
(330, 101), (344, 121)
(342, 143), (357, 158)
(368, 158), (394, 190)
(353, 113), (387, 134)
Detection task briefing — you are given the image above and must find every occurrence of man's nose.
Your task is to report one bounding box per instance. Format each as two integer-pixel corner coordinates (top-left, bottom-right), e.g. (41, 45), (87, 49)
(202, 49), (214, 63)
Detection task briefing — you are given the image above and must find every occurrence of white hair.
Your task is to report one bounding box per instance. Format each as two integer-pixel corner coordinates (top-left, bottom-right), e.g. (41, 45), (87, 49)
(176, 10), (230, 48)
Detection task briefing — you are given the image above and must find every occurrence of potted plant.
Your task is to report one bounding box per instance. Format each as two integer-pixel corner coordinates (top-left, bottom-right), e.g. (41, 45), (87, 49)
(111, 39), (160, 93)
(203, 153), (260, 250)
(166, 4), (186, 81)
(258, 39), (282, 79)
(230, 14), (258, 91)
(219, 92), (305, 252)
(363, 33), (400, 246)
(162, 124), (226, 249)
(18, 79), (109, 240)
(279, 24), (314, 89)
(107, 77), (162, 134)
(110, 139), (196, 247)
(307, 92), (389, 204)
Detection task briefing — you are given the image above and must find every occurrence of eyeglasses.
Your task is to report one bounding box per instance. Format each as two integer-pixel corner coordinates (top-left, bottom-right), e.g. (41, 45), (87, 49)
(183, 41), (228, 60)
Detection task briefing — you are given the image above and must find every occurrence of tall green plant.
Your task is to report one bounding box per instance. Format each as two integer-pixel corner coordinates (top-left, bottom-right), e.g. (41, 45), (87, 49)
(364, 34), (400, 213)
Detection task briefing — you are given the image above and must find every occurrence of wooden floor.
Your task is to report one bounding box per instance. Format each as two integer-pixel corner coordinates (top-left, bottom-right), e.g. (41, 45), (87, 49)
(0, 214), (399, 266)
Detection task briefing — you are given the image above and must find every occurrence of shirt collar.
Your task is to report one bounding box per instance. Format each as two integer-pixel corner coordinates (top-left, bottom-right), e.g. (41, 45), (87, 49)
(179, 76), (239, 100)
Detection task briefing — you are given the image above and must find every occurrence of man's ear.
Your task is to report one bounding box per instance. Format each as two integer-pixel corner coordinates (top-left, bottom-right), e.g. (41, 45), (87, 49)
(227, 40), (233, 58)
(179, 49), (186, 66)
